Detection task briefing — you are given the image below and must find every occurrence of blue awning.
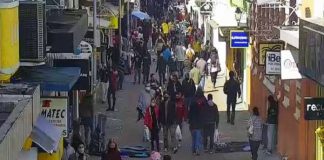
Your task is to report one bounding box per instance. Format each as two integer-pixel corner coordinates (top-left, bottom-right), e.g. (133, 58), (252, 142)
(131, 10), (150, 20)
(12, 66), (80, 91)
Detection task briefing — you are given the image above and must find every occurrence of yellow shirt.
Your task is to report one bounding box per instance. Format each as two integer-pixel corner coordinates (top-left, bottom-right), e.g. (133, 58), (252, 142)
(193, 41), (202, 54)
(162, 22), (169, 34)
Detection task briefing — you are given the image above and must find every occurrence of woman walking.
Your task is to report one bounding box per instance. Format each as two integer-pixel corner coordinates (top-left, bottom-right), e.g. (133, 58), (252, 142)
(144, 99), (160, 151)
(209, 49), (221, 88)
(248, 107), (263, 160)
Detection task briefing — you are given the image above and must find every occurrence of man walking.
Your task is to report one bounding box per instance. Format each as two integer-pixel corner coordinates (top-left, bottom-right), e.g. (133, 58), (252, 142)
(195, 56), (207, 90)
(266, 95), (278, 155)
(107, 66), (118, 111)
(223, 71), (241, 125)
(133, 52), (143, 84)
(174, 42), (186, 77)
(99, 64), (109, 103)
(189, 64), (201, 89)
(142, 51), (152, 84)
(156, 54), (167, 85)
(182, 73), (196, 110)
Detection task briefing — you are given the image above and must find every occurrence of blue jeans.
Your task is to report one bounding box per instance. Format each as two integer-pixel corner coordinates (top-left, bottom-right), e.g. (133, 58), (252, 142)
(199, 75), (205, 90)
(191, 129), (203, 153)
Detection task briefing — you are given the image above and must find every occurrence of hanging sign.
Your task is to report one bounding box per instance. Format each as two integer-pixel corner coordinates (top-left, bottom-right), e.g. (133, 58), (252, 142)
(281, 50), (302, 80)
(258, 42), (284, 65)
(265, 51), (281, 75)
(304, 97), (324, 120)
(230, 31), (249, 48)
(41, 97), (68, 137)
(200, 2), (213, 14)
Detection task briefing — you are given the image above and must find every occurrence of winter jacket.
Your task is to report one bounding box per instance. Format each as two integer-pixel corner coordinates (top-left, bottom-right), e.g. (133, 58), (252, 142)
(163, 48), (172, 62)
(181, 79), (196, 98)
(144, 105), (160, 130)
(174, 45), (186, 61)
(176, 98), (187, 123)
(133, 55), (143, 69)
(167, 81), (182, 100)
(159, 100), (177, 126)
(109, 71), (118, 91)
(202, 102), (219, 128)
(99, 67), (109, 83)
(168, 59), (177, 73)
(188, 96), (206, 129)
(223, 78), (241, 103)
(156, 56), (167, 73)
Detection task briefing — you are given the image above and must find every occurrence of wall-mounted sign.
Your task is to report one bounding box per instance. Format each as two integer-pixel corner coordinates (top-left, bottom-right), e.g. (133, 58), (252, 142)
(258, 42), (284, 65)
(281, 50), (302, 80)
(266, 51), (281, 75)
(230, 31), (249, 48)
(256, 0), (278, 5)
(304, 97), (324, 120)
(200, 2), (213, 14)
(41, 97), (68, 137)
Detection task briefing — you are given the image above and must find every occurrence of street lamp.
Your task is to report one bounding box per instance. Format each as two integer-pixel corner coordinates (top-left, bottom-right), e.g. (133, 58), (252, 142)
(235, 7), (242, 26)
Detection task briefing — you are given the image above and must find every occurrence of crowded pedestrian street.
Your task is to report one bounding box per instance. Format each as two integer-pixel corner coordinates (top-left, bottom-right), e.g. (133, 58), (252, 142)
(1, 0), (324, 160)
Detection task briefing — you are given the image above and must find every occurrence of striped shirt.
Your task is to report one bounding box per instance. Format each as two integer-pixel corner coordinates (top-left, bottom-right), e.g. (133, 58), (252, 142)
(249, 115), (263, 141)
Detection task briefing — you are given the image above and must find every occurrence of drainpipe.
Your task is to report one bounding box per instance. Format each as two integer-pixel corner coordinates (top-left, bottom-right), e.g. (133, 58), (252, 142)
(284, 0), (290, 25)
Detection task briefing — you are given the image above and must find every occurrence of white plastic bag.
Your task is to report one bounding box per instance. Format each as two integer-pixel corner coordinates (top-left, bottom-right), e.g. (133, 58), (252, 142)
(214, 129), (220, 144)
(175, 125), (182, 140)
(144, 125), (150, 141)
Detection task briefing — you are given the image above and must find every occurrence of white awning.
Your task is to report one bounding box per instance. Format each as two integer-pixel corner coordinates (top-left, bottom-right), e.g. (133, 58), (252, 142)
(278, 26), (299, 49)
(30, 116), (61, 153)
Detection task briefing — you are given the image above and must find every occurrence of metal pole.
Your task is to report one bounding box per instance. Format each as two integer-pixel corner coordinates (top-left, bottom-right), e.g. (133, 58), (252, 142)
(119, 0), (122, 59)
(127, 1), (130, 51)
(93, 0), (98, 93)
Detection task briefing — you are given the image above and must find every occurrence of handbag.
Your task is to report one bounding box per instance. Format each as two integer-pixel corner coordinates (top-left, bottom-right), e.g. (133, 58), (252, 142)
(214, 129), (220, 144)
(248, 118), (254, 135)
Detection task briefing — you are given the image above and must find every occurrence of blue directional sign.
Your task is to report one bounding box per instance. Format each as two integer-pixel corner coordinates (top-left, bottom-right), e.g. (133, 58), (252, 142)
(230, 31), (249, 48)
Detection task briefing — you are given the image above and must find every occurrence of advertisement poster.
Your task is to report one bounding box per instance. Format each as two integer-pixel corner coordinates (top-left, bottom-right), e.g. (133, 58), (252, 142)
(41, 97), (68, 137)
(304, 97), (324, 120)
(258, 42), (284, 65)
(265, 51), (281, 75)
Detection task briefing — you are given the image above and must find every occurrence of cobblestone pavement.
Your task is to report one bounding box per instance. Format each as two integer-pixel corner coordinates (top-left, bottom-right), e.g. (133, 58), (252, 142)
(87, 58), (281, 160)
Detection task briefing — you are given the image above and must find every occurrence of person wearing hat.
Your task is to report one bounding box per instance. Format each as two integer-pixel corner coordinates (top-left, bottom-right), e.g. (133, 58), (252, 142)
(137, 84), (153, 121)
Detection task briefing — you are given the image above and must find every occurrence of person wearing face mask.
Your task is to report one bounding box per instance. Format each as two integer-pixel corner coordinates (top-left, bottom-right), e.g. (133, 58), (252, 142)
(102, 139), (122, 160)
(144, 99), (160, 151)
(69, 143), (89, 160)
(159, 92), (178, 153)
(137, 84), (153, 121)
(202, 94), (219, 154)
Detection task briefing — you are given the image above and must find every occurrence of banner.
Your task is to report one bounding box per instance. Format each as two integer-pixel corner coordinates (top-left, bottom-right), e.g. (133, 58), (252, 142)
(41, 97), (68, 137)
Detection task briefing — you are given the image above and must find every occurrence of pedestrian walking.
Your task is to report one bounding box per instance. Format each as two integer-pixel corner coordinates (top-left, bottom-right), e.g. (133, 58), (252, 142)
(223, 71), (241, 124)
(183, 57), (192, 77)
(189, 63), (201, 89)
(69, 142), (90, 160)
(175, 92), (186, 147)
(137, 84), (153, 121)
(188, 87), (206, 156)
(79, 94), (94, 148)
(266, 95), (278, 155)
(195, 56), (207, 90)
(166, 74), (182, 101)
(117, 60), (125, 90)
(248, 107), (263, 160)
(159, 92), (178, 153)
(155, 35), (165, 56)
(182, 73), (196, 110)
(99, 64), (109, 103)
(156, 54), (167, 84)
(209, 49), (221, 88)
(202, 94), (219, 153)
(185, 44), (195, 62)
(107, 66), (118, 111)
(133, 52), (143, 84)
(174, 42), (186, 77)
(101, 139), (122, 160)
(63, 138), (75, 160)
(144, 98), (160, 151)
(143, 51), (152, 84)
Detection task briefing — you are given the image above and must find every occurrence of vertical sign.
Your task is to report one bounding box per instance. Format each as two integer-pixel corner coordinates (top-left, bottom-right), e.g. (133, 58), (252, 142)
(41, 97), (68, 137)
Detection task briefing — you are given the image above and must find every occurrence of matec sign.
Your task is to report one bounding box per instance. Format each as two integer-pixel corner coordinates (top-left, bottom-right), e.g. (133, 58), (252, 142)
(305, 97), (324, 120)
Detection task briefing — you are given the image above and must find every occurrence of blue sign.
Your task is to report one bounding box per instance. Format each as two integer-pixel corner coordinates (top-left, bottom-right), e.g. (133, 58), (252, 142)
(230, 31), (249, 48)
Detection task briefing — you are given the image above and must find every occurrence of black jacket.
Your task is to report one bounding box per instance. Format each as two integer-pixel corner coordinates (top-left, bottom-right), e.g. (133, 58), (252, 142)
(182, 79), (196, 98)
(202, 102), (219, 128)
(223, 78), (241, 102)
(159, 100), (177, 126)
(156, 56), (166, 73)
(188, 96), (206, 129)
(167, 81), (182, 100)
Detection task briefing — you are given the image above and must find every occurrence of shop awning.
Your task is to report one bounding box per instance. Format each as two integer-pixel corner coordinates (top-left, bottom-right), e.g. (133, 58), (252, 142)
(30, 116), (61, 153)
(275, 26), (299, 49)
(12, 66), (80, 92)
(132, 10), (151, 20)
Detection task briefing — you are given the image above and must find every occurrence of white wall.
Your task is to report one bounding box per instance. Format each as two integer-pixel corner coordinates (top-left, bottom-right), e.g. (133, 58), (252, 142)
(313, 0), (324, 18)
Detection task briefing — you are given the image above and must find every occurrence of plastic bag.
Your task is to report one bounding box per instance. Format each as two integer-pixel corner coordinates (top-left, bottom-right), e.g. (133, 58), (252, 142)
(144, 125), (150, 141)
(175, 125), (182, 140)
(214, 129), (220, 144)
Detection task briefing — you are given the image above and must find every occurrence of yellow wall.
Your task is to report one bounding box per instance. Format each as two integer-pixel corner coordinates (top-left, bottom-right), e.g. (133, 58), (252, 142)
(0, 2), (20, 82)
(301, 0), (314, 18)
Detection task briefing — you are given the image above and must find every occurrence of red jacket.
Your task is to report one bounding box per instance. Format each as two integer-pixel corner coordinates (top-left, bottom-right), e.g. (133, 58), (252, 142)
(109, 71), (118, 91)
(144, 105), (159, 130)
(176, 98), (187, 122)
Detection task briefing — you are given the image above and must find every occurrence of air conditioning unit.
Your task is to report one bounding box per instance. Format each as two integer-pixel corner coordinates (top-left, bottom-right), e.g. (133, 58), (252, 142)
(19, 0), (46, 62)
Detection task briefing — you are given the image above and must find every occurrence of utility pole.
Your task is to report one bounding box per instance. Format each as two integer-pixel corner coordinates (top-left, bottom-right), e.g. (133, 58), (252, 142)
(119, 0), (122, 58)
(93, 0), (99, 93)
(127, 0), (130, 51)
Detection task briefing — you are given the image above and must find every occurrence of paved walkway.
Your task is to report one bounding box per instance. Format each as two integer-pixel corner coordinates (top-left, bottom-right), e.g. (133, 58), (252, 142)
(85, 58), (281, 160)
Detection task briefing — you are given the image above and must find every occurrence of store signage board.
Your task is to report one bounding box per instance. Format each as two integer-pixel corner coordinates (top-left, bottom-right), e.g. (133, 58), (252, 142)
(304, 97), (324, 120)
(281, 50), (302, 80)
(230, 31), (249, 48)
(266, 51), (281, 75)
(40, 97), (68, 137)
(258, 42), (284, 65)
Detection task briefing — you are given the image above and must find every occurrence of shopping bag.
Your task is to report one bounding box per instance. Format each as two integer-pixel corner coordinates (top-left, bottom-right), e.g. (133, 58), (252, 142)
(144, 126), (150, 141)
(175, 125), (182, 140)
(214, 129), (220, 144)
